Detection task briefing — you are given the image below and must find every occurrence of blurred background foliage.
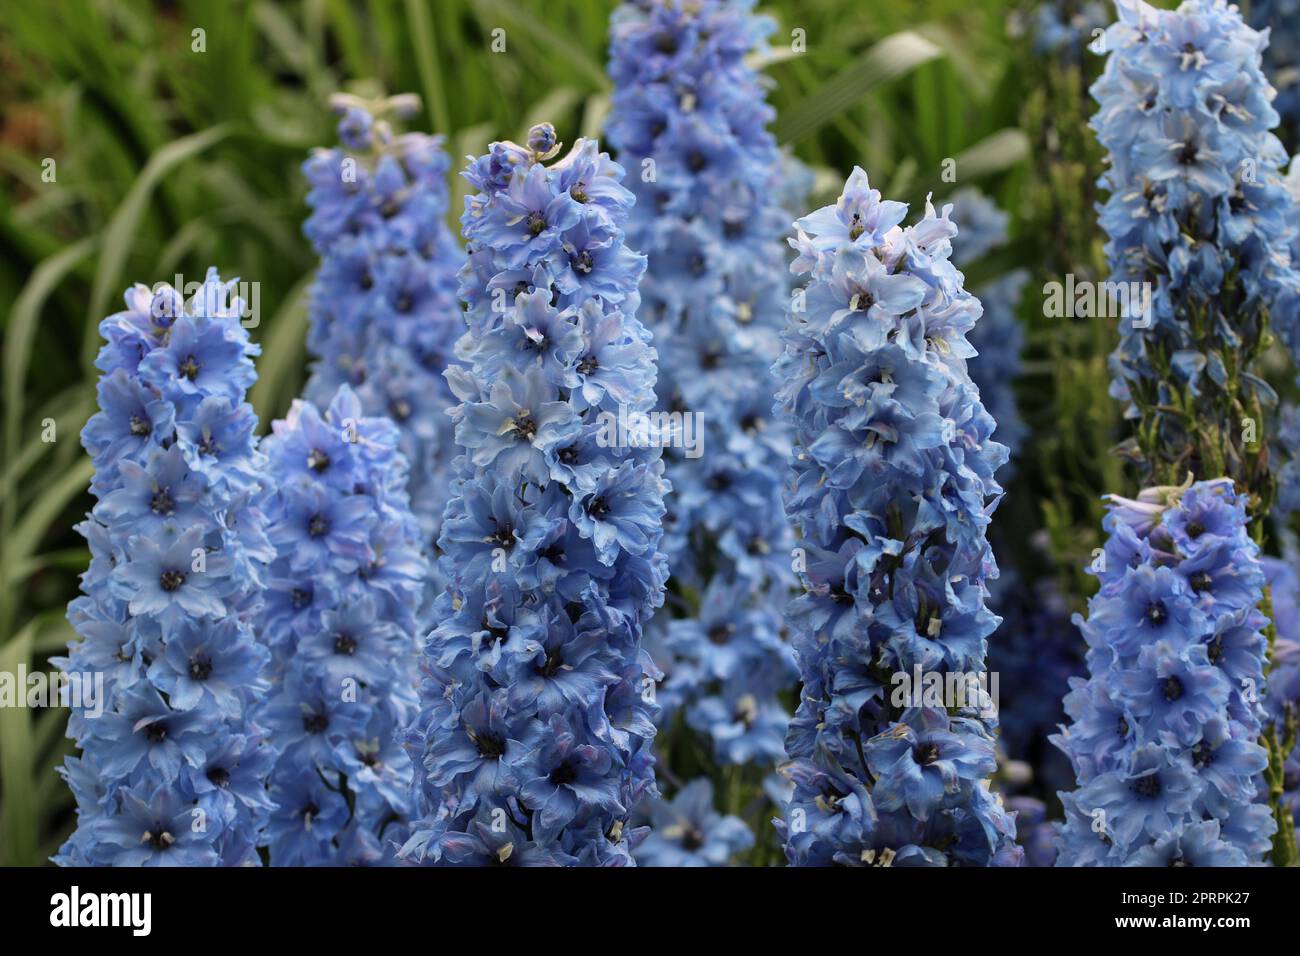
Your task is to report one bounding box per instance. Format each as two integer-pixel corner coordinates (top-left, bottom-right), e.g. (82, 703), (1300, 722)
(0, 0), (1130, 865)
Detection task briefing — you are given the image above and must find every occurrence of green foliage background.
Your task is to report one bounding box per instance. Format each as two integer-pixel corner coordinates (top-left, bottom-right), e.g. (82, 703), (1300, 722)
(0, 0), (1123, 865)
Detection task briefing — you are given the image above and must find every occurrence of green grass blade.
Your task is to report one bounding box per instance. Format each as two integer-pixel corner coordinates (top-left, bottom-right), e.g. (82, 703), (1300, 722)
(773, 31), (943, 145)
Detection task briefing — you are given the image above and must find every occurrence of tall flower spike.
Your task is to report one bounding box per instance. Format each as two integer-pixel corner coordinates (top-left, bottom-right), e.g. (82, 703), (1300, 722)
(255, 386), (427, 864)
(1092, 0), (1300, 863)
(56, 270), (276, 866)
(302, 93), (462, 562)
(605, 0), (801, 831)
(772, 169), (1021, 867)
(401, 125), (669, 866)
(1094, 0), (1300, 499)
(1052, 480), (1275, 865)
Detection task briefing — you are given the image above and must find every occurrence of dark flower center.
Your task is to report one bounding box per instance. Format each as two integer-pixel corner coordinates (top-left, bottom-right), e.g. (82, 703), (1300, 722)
(686, 151), (707, 172)
(654, 32), (677, 54)
(334, 632), (357, 655)
(303, 711), (329, 734)
(707, 623), (733, 645)
(188, 656), (213, 681)
(475, 731), (505, 759)
(291, 588), (311, 609)
(143, 826), (175, 851)
(308, 513), (329, 537)
(681, 828), (705, 852)
(1162, 676), (1184, 701)
(144, 721), (168, 744)
(1176, 141), (1199, 165)
(540, 649), (564, 678)
(1186, 520), (1204, 538)
(160, 569), (186, 592)
(570, 181), (589, 203)
(307, 448), (331, 472)
(549, 760), (578, 786)
(1190, 571), (1213, 592)
(914, 742), (941, 766)
(129, 414), (152, 437)
(513, 413), (538, 441)
(179, 356), (200, 381)
(359, 272), (374, 290)
(1145, 601), (1167, 626)
(526, 211), (546, 237)
(390, 399), (412, 422)
(396, 293), (413, 313)
(587, 496), (610, 520)
(573, 250), (594, 274)
(207, 766), (230, 788)
(1132, 774), (1160, 798)
(151, 490), (175, 514)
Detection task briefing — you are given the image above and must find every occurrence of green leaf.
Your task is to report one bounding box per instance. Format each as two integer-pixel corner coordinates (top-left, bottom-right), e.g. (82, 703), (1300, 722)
(773, 31), (944, 145)
(4, 238), (97, 470)
(405, 0), (451, 136)
(0, 623), (38, 866)
(9, 457), (93, 574)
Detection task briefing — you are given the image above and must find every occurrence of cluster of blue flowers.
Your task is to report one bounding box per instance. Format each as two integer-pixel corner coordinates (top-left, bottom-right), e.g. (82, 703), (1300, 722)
(301, 94), (462, 555)
(255, 386), (427, 864)
(401, 125), (669, 865)
(772, 169), (1020, 866)
(1094, 0), (1300, 486)
(57, 270), (276, 866)
(948, 188), (1029, 467)
(605, 0), (799, 779)
(1053, 479), (1275, 865)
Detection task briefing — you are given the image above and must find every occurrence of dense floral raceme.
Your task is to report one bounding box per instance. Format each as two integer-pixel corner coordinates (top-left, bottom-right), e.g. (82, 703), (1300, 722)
(948, 188), (1029, 468)
(605, 0), (799, 788)
(1094, 0), (1300, 495)
(255, 386), (427, 864)
(400, 125), (669, 866)
(56, 270), (276, 866)
(301, 94), (462, 558)
(1052, 479), (1275, 865)
(772, 168), (1020, 867)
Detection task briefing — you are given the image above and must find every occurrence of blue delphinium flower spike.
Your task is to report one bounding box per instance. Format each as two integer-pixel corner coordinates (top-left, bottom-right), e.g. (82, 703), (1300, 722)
(1052, 479), (1276, 865)
(301, 93), (462, 560)
(772, 170), (1021, 867)
(56, 271), (276, 866)
(605, 0), (800, 831)
(1248, 0), (1300, 149)
(1093, 0), (1300, 486)
(400, 126), (669, 866)
(255, 386), (427, 864)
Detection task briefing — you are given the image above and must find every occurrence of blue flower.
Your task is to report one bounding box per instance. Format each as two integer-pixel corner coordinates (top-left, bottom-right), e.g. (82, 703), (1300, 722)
(302, 94), (463, 565)
(772, 172), (1019, 866)
(1093, 0), (1300, 487)
(57, 271), (274, 867)
(605, 0), (802, 828)
(403, 127), (667, 866)
(634, 779), (754, 866)
(1053, 479), (1275, 864)
(256, 385), (427, 865)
